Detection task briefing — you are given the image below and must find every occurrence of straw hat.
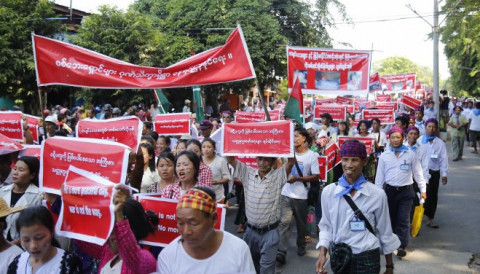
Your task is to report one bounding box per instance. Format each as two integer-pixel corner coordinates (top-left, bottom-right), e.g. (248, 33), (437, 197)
(0, 197), (26, 218)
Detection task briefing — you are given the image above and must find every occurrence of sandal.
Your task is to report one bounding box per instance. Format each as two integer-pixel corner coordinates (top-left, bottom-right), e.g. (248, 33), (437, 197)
(305, 235), (312, 244)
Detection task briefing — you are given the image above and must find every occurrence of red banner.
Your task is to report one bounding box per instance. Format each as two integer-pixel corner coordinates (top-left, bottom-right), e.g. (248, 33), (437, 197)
(0, 133), (23, 155)
(375, 101), (398, 111)
(317, 156), (328, 182)
(320, 103), (354, 115)
(400, 95), (422, 109)
(324, 143), (341, 171)
(20, 145), (41, 160)
(362, 109), (395, 124)
(314, 105), (347, 121)
(0, 111), (23, 142)
(376, 94), (391, 102)
(336, 96), (354, 105)
(315, 98), (335, 105)
(338, 136), (375, 155)
(40, 137), (130, 194)
(24, 115), (40, 144)
(380, 73), (416, 93)
(33, 27), (255, 89)
(369, 72), (381, 92)
(154, 113), (191, 135)
(287, 47), (371, 96)
(56, 166), (116, 245)
(235, 156), (258, 169)
(136, 195), (226, 247)
(268, 110), (281, 121)
(234, 111), (266, 123)
(222, 120), (293, 157)
(76, 116), (142, 150)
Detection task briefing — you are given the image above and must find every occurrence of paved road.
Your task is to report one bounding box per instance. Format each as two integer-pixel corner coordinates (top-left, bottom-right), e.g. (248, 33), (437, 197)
(223, 141), (480, 273)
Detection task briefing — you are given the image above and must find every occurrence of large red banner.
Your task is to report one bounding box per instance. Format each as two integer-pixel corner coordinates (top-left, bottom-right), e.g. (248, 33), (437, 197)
(320, 103), (354, 115)
(136, 195), (226, 247)
(56, 166), (116, 245)
(375, 101), (398, 111)
(314, 105), (347, 121)
(287, 47), (371, 96)
(376, 94), (391, 102)
(40, 137), (130, 194)
(154, 113), (191, 135)
(0, 111), (23, 141)
(317, 156), (328, 182)
(380, 73), (416, 93)
(20, 145), (41, 160)
(336, 96), (354, 105)
(76, 116), (142, 150)
(222, 120), (294, 157)
(400, 95), (422, 109)
(0, 133), (23, 155)
(324, 143), (341, 171)
(24, 115), (40, 144)
(362, 109), (395, 124)
(33, 27), (255, 89)
(369, 72), (381, 92)
(315, 98), (335, 105)
(338, 136), (375, 155)
(235, 156), (258, 169)
(234, 111), (266, 123)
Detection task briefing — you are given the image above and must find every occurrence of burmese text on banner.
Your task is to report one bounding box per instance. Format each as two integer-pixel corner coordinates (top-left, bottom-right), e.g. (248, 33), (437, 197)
(33, 27), (255, 88)
(154, 113), (191, 135)
(287, 46), (371, 96)
(380, 73), (416, 94)
(0, 111), (23, 141)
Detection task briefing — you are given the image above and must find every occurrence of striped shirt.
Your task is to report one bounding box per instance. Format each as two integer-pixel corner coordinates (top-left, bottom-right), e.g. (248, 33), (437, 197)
(234, 161), (287, 227)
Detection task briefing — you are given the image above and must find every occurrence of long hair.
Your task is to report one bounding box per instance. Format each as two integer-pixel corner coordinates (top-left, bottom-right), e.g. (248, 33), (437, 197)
(140, 143), (156, 172)
(16, 156), (40, 187)
(175, 150), (200, 183)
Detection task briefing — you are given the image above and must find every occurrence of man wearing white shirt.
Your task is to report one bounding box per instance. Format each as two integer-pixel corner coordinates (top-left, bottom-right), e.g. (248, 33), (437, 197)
(469, 102), (480, 154)
(413, 107), (426, 136)
(315, 140), (399, 274)
(375, 126), (427, 257)
(423, 101), (437, 122)
(420, 118), (448, 228)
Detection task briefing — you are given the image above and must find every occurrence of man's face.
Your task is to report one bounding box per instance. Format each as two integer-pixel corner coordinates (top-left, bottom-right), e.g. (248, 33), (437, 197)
(222, 114), (233, 123)
(414, 111), (423, 121)
(426, 122), (437, 136)
(371, 120), (380, 131)
(389, 132), (403, 148)
(341, 156), (367, 182)
(307, 128), (316, 138)
(45, 122), (56, 134)
(177, 208), (216, 249)
(201, 127), (213, 138)
(257, 157), (274, 174)
(407, 130), (419, 144)
(454, 108), (462, 115)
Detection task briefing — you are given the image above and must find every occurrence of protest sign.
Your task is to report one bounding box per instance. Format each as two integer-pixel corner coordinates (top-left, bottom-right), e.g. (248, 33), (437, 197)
(315, 98), (335, 105)
(76, 116), (142, 150)
(235, 156), (258, 169)
(24, 114), (40, 144)
(268, 110), (281, 121)
(40, 137), (130, 194)
(317, 156), (328, 182)
(154, 113), (191, 135)
(369, 72), (381, 92)
(33, 27), (255, 89)
(0, 111), (23, 141)
(136, 195), (226, 247)
(287, 46), (371, 96)
(380, 73), (416, 93)
(376, 94), (391, 102)
(56, 166), (116, 245)
(336, 96), (354, 105)
(222, 120), (293, 157)
(362, 109), (395, 124)
(314, 105), (347, 121)
(20, 145), (41, 160)
(320, 103), (354, 115)
(400, 95), (422, 109)
(338, 136), (375, 155)
(0, 133), (23, 155)
(234, 111), (266, 123)
(376, 101), (398, 111)
(324, 143), (341, 171)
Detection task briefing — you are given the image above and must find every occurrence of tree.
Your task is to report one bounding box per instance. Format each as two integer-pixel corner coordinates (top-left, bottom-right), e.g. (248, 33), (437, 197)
(440, 0), (480, 96)
(0, 0), (63, 111)
(373, 56), (433, 88)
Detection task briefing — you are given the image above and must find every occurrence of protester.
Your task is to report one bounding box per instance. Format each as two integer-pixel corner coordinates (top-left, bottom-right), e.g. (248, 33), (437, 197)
(174, 139), (188, 156)
(370, 118), (387, 153)
(7, 206), (82, 273)
(0, 156), (42, 242)
(182, 99), (191, 113)
(157, 187), (255, 273)
(394, 115), (409, 134)
(155, 152), (176, 194)
(162, 151), (212, 200)
(319, 113), (336, 137)
(277, 127), (319, 264)
(201, 138), (231, 203)
(76, 186), (158, 273)
(423, 100), (437, 121)
(198, 120), (214, 138)
(0, 198), (24, 272)
(448, 106), (469, 161)
(421, 119), (448, 228)
(468, 102), (480, 154)
(186, 139), (214, 187)
(221, 111), (234, 124)
(139, 143), (160, 193)
(142, 122), (153, 135)
(413, 107), (426, 136)
(227, 154), (295, 274)
(315, 140), (400, 274)
(156, 135), (171, 155)
(39, 116), (67, 143)
(375, 126), (427, 257)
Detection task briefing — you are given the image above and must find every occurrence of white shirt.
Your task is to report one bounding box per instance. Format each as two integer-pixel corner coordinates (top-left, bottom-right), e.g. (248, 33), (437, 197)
(404, 141), (431, 181)
(13, 248), (65, 274)
(371, 131), (387, 148)
(414, 121), (426, 136)
(100, 255), (122, 274)
(317, 182), (400, 255)
(281, 150), (319, 200)
(157, 231), (255, 274)
(375, 149), (427, 193)
(419, 136), (448, 177)
(423, 108), (437, 121)
(140, 168), (160, 193)
(469, 110), (480, 131)
(205, 156), (232, 202)
(0, 244), (23, 274)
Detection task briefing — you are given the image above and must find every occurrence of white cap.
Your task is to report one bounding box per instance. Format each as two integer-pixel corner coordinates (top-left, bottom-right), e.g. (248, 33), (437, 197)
(304, 122), (318, 131)
(44, 116), (58, 124)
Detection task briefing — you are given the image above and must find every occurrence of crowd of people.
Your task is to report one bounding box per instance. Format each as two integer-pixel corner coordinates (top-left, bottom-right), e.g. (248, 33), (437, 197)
(0, 90), (477, 274)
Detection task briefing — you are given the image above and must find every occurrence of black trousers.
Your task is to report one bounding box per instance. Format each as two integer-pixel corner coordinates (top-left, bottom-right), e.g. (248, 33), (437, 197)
(424, 170), (441, 219)
(385, 184), (414, 249)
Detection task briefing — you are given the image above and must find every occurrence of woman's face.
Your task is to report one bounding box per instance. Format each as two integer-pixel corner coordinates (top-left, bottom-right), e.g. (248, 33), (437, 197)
(201, 142), (215, 158)
(157, 138), (168, 153)
(176, 155), (195, 183)
(141, 147), (152, 166)
(186, 144), (202, 158)
(407, 130), (419, 144)
(20, 223), (53, 260)
(339, 123), (346, 132)
(157, 158), (175, 180)
(12, 160), (34, 186)
(359, 123), (368, 134)
(176, 142), (186, 155)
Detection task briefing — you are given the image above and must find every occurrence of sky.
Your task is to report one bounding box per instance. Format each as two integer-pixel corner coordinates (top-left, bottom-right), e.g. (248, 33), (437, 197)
(55, 0), (450, 79)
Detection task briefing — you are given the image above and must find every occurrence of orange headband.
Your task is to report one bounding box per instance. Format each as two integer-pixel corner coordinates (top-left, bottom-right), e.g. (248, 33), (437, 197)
(177, 188), (216, 215)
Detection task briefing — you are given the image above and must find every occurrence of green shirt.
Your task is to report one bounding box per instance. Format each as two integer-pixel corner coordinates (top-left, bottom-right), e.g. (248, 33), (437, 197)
(448, 114), (468, 137)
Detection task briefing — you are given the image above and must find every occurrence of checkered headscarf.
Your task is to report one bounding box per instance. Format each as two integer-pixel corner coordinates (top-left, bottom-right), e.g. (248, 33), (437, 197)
(339, 140), (367, 158)
(177, 188), (216, 215)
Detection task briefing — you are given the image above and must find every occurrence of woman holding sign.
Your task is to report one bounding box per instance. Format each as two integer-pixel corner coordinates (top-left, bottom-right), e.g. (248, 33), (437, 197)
(201, 138), (231, 203)
(155, 152), (176, 194)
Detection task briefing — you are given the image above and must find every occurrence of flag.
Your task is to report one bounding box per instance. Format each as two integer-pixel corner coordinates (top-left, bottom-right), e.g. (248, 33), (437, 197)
(283, 78), (304, 125)
(193, 86), (205, 122)
(153, 89), (171, 114)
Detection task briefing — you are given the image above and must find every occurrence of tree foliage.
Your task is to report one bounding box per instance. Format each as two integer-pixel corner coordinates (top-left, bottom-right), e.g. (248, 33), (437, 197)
(0, 0), (62, 108)
(373, 56), (433, 88)
(440, 0), (480, 96)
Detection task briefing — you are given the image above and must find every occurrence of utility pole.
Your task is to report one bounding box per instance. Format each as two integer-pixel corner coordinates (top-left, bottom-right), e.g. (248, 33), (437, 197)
(433, 0), (439, 120)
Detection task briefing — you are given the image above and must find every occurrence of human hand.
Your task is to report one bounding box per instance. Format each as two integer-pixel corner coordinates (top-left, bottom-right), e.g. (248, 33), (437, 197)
(288, 176), (299, 184)
(113, 185), (130, 221)
(315, 254), (328, 273)
(442, 177), (447, 185)
(420, 192), (427, 200)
